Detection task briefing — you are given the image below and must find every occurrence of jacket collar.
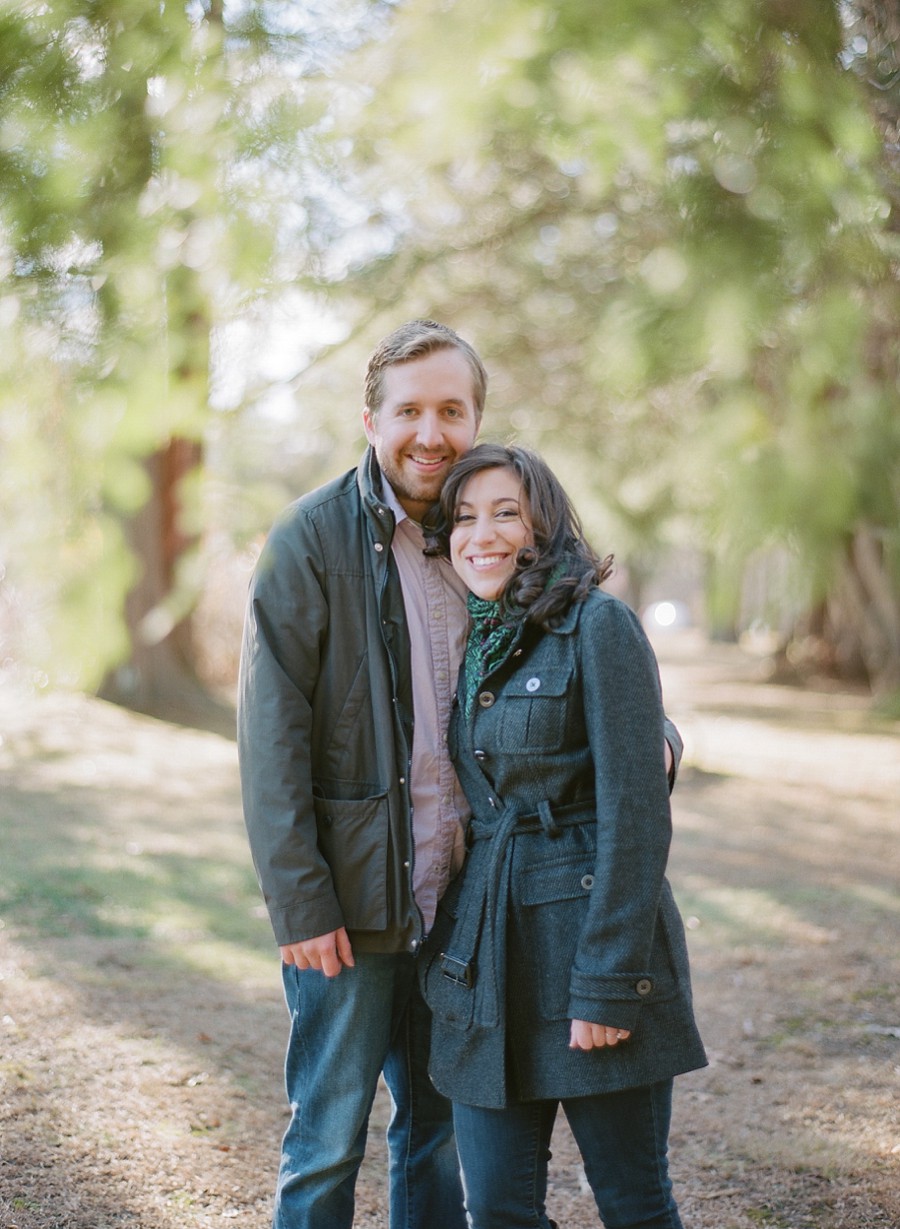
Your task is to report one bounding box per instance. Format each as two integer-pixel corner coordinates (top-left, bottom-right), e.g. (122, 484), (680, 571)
(546, 598), (583, 637)
(357, 447), (396, 540)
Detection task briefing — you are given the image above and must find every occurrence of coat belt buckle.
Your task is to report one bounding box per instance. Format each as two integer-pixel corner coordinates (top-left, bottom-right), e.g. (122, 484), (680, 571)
(440, 953), (474, 988)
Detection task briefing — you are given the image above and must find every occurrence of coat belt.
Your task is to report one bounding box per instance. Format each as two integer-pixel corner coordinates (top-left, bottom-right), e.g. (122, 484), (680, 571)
(441, 799), (596, 1028)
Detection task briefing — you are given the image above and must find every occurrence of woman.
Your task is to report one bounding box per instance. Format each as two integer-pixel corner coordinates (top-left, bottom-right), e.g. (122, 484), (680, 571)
(421, 444), (706, 1229)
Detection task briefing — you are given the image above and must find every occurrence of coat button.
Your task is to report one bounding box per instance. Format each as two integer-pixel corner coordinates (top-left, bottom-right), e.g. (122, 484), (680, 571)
(478, 692), (495, 708)
(635, 978), (653, 996)
(374, 542), (384, 552)
(525, 677), (541, 692)
(580, 874), (594, 890)
(474, 749), (487, 761)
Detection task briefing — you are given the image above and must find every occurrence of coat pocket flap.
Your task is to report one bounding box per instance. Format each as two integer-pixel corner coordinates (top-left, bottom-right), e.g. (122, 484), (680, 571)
(503, 667), (570, 698)
(520, 855), (594, 906)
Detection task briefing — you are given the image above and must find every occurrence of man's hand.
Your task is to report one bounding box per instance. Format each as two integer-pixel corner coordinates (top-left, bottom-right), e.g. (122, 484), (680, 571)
(569, 1019), (631, 1050)
(280, 928), (354, 978)
(664, 737), (673, 778)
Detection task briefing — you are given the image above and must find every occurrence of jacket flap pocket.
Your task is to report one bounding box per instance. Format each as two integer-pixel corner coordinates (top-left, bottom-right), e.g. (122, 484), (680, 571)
(520, 855), (594, 906)
(504, 667), (570, 698)
(313, 793), (389, 932)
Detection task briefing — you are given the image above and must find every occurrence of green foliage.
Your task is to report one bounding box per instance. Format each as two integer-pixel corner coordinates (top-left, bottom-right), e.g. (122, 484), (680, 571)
(0, 0), (379, 688)
(311, 0), (899, 682)
(1, 0), (897, 691)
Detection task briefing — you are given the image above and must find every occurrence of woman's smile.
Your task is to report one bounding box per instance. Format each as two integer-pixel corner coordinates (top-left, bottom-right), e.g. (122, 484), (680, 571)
(449, 467), (533, 600)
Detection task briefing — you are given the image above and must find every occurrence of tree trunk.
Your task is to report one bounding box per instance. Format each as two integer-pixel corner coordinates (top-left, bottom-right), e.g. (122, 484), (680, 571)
(99, 438), (233, 734)
(829, 526), (900, 695)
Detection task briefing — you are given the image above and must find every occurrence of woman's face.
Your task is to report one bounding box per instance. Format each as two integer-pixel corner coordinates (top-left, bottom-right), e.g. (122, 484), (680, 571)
(449, 466), (534, 600)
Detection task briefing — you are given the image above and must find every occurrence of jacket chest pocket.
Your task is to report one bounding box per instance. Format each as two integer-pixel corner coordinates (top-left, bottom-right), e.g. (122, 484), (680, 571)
(495, 667), (570, 752)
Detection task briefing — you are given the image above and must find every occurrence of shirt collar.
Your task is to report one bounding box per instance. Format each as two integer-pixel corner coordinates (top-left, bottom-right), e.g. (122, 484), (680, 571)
(381, 479), (412, 526)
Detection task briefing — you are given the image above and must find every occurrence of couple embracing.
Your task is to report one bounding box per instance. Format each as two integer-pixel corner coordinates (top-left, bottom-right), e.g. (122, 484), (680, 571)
(238, 320), (706, 1229)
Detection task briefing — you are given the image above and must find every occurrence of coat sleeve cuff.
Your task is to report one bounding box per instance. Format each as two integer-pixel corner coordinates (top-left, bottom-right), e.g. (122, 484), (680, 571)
(268, 893), (346, 948)
(568, 969), (660, 1028)
(567, 996), (642, 1031)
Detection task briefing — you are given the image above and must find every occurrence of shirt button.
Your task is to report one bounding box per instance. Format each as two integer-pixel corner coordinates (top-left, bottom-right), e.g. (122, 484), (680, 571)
(478, 692), (495, 708)
(635, 978), (653, 996)
(525, 677), (541, 692)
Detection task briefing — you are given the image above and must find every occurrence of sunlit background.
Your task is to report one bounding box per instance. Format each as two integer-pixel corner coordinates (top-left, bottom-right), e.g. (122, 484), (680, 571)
(1, 0), (897, 722)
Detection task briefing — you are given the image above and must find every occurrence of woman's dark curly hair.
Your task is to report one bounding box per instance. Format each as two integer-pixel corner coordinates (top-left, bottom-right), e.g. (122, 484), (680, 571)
(424, 443), (613, 630)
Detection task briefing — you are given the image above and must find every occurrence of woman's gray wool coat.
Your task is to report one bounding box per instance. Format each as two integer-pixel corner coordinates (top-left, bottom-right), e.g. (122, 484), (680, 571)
(421, 588), (707, 1110)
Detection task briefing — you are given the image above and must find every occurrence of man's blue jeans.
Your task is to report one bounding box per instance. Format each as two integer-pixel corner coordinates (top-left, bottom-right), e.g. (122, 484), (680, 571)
(452, 1080), (683, 1229)
(273, 952), (466, 1229)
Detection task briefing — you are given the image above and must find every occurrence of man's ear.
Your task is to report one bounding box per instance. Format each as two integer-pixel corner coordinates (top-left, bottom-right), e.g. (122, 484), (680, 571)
(362, 406), (376, 444)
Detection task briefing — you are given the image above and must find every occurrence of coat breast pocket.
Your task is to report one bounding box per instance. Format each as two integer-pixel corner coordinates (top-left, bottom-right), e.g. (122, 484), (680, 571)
(496, 667), (570, 752)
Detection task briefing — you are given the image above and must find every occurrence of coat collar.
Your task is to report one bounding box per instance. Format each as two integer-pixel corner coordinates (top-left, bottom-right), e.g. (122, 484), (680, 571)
(357, 448), (396, 544)
(544, 597), (583, 637)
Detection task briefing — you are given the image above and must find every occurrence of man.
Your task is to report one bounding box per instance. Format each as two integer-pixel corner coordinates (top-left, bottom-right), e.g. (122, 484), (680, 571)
(238, 319), (680, 1229)
(238, 320), (484, 1229)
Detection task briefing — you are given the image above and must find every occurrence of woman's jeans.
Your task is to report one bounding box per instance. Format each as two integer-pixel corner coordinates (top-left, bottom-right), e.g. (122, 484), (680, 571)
(274, 953), (465, 1229)
(452, 1080), (683, 1229)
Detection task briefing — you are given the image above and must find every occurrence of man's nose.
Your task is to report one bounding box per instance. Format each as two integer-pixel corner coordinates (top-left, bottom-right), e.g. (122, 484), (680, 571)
(414, 410), (444, 449)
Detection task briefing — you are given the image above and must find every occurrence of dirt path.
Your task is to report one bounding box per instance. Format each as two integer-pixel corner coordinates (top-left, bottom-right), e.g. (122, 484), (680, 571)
(1, 634), (898, 1228)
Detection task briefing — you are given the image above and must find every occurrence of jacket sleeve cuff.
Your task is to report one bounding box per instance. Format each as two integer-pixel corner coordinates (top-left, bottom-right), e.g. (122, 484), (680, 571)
(268, 893), (346, 948)
(568, 969), (659, 1029)
(567, 997), (642, 1031)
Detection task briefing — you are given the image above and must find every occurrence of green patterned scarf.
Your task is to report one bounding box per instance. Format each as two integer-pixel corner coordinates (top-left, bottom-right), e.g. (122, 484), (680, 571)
(463, 593), (523, 719)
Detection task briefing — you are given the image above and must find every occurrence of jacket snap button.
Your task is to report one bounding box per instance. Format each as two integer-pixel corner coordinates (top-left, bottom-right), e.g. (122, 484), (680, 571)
(525, 677), (541, 692)
(478, 692), (495, 708)
(374, 542), (384, 552)
(635, 978), (653, 996)
(474, 749), (487, 761)
(580, 874), (594, 890)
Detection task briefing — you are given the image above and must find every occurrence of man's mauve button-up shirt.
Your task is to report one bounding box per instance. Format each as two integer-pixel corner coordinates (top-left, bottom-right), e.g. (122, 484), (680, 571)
(383, 483), (470, 932)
